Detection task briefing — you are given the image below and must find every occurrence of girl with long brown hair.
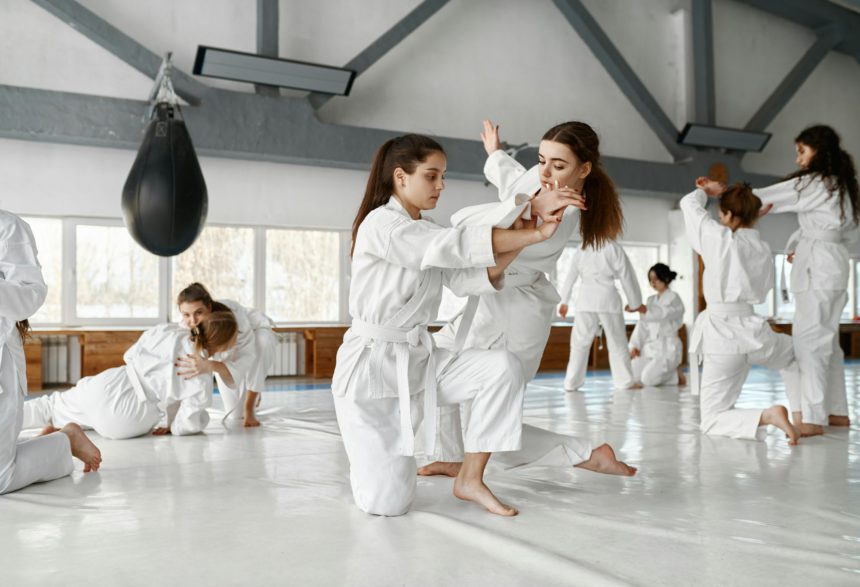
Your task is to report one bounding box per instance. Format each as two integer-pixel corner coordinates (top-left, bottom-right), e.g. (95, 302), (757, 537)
(1, 209), (101, 494)
(21, 312), (238, 440)
(333, 132), (567, 517)
(752, 125), (858, 435)
(420, 120), (637, 479)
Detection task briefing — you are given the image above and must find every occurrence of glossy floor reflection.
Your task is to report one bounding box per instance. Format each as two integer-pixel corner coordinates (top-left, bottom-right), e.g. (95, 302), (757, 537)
(6, 366), (860, 586)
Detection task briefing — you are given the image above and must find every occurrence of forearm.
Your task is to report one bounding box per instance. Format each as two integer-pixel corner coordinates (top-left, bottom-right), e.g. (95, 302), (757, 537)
(487, 249), (520, 286)
(209, 360), (235, 388)
(491, 227), (543, 254)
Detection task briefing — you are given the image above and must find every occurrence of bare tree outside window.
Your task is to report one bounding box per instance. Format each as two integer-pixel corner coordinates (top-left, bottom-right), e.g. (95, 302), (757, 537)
(76, 225), (159, 318)
(22, 217), (62, 323)
(266, 229), (339, 322)
(171, 226), (255, 320)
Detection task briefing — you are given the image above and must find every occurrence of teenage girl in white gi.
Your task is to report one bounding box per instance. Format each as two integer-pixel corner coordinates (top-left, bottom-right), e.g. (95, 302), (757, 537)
(629, 263), (686, 387)
(22, 312), (237, 439)
(334, 133), (566, 517)
(752, 125), (858, 436)
(176, 283), (276, 427)
(420, 120), (636, 478)
(558, 236), (644, 391)
(1, 209), (101, 493)
(682, 179), (800, 444)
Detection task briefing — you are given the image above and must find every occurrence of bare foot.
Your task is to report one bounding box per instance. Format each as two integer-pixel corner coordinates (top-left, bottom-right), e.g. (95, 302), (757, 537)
(761, 405), (798, 446)
(575, 444), (637, 476)
(417, 461), (462, 477)
(152, 427), (171, 436)
(39, 425), (60, 437)
(243, 412), (261, 428)
(829, 415), (850, 427)
(677, 368), (687, 386)
(791, 412), (824, 437)
(453, 476), (518, 516)
(60, 423), (102, 473)
(630, 382), (643, 390)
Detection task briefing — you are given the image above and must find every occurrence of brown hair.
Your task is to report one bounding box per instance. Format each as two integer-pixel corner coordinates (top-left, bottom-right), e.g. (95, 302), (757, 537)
(177, 282), (214, 309)
(788, 125), (859, 224)
(542, 122), (623, 249)
(189, 310), (237, 354)
(719, 183), (762, 228)
(351, 134), (445, 255)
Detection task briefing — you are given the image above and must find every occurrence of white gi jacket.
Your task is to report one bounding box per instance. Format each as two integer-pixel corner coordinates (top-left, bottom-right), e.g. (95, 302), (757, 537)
(212, 299), (274, 393)
(629, 290), (685, 363)
(124, 324), (213, 435)
(754, 175), (856, 292)
(558, 241), (642, 313)
(0, 210), (47, 398)
(681, 189), (774, 355)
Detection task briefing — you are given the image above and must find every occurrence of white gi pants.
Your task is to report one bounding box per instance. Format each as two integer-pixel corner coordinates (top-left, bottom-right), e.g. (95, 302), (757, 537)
(631, 339), (682, 387)
(565, 311), (635, 390)
(22, 367), (160, 440)
(221, 328), (277, 419)
(334, 348), (524, 517)
(699, 330), (797, 440)
(792, 289), (848, 424)
(1, 347), (73, 494)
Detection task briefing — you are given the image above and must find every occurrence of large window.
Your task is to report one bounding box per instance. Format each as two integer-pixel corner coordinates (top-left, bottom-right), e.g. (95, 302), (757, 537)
(265, 229), (341, 322)
(75, 224), (160, 319)
(172, 226), (255, 319)
(22, 217), (62, 323)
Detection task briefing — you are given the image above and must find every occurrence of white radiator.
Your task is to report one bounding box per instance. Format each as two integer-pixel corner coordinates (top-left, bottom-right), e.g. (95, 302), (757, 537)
(39, 335), (82, 386)
(267, 332), (304, 377)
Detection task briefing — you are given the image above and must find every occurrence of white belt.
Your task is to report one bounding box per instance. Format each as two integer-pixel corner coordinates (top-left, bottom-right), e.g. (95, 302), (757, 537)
(779, 227), (844, 300)
(351, 319), (437, 457)
(689, 302), (754, 396)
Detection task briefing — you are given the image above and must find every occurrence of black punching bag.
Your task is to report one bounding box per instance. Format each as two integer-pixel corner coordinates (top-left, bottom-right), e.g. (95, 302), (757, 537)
(122, 102), (208, 256)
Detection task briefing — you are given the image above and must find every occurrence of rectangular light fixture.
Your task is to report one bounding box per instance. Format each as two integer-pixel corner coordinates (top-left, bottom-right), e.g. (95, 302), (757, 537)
(678, 123), (771, 152)
(193, 46), (356, 95)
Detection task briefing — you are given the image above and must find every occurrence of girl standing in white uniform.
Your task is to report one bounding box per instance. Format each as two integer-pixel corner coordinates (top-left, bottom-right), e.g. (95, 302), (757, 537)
(682, 180), (800, 444)
(422, 120), (637, 478)
(752, 125), (858, 435)
(334, 134), (563, 517)
(22, 312), (237, 439)
(1, 210), (101, 494)
(630, 263), (686, 387)
(559, 240), (644, 391)
(177, 283), (276, 427)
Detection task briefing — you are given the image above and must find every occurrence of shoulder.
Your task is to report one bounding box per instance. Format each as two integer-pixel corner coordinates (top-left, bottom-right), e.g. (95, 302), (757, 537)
(0, 210), (34, 243)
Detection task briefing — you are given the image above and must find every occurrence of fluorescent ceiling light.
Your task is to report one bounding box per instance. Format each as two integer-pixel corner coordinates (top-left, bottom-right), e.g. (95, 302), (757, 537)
(193, 46), (356, 95)
(678, 123), (771, 152)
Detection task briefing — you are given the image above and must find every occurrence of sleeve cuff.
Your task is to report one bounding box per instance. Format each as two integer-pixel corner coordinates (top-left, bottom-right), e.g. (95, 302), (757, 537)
(465, 224), (496, 267)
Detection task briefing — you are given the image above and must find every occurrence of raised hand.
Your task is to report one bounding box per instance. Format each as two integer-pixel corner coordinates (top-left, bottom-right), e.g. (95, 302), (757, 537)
(559, 303), (569, 318)
(531, 182), (586, 222)
(695, 176), (726, 197)
(480, 119), (502, 156)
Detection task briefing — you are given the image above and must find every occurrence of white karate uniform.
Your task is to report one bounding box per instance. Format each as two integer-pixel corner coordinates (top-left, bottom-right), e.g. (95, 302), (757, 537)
(682, 189), (801, 440)
(430, 150), (592, 467)
(23, 324), (213, 439)
(754, 176), (855, 425)
(630, 290), (685, 386)
(559, 241), (642, 390)
(209, 300), (276, 419)
(332, 197), (525, 516)
(0, 210), (73, 495)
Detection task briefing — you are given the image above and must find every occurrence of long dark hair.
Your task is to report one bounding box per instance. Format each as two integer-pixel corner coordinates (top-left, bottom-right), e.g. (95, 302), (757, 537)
(542, 122), (623, 249)
(351, 134), (445, 256)
(788, 125), (859, 224)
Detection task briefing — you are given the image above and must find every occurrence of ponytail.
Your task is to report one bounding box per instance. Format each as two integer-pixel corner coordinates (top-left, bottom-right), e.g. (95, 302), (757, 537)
(351, 134), (445, 256)
(541, 122), (623, 249)
(15, 319), (31, 342)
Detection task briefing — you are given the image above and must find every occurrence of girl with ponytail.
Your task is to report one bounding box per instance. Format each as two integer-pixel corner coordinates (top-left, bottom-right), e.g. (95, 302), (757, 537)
(629, 263), (686, 387)
(334, 132), (572, 517)
(420, 120), (637, 482)
(752, 125), (859, 435)
(22, 311), (238, 440)
(1, 209), (102, 494)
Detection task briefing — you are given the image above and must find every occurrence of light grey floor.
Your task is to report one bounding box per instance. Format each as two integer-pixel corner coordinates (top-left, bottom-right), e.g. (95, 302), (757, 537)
(5, 366), (859, 586)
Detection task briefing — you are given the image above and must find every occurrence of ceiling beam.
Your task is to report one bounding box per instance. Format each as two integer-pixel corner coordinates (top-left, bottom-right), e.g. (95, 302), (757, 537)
(551, 0), (690, 161)
(255, 0), (280, 97)
(30, 0), (208, 105)
(307, 0), (450, 110)
(745, 25), (842, 131)
(691, 0), (716, 125)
